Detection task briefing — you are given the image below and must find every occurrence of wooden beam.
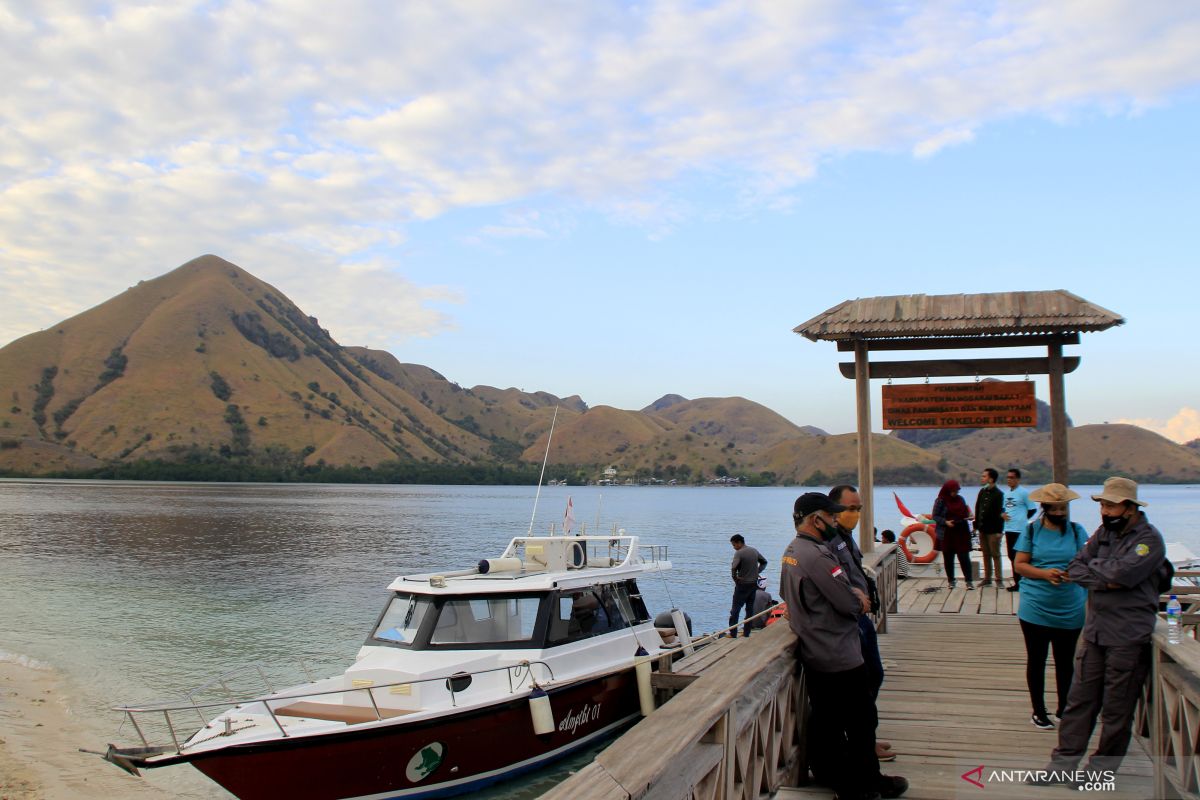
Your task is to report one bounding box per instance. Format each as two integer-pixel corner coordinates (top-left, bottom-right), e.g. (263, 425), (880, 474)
(836, 333), (1080, 352)
(1048, 343), (1069, 484)
(837, 356), (1080, 379)
(855, 341), (875, 553)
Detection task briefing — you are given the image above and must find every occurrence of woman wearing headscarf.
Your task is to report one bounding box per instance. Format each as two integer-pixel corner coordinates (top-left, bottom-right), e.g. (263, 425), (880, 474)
(933, 479), (973, 589)
(1013, 483), (1088, 730)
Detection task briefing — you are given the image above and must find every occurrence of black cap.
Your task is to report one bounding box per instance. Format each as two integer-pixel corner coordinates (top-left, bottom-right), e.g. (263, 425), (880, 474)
(793, 492), (845, 520)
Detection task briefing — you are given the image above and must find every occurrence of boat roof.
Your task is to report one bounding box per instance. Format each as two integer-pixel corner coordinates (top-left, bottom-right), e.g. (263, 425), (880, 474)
(385, 535), (670, 595)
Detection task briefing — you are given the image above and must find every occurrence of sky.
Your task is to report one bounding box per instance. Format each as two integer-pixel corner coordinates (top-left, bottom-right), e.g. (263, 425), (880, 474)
(3, 1), (1199, 442)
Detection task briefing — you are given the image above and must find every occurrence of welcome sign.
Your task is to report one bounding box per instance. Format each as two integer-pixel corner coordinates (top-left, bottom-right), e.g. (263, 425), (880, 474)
(882, 381), (1037, 430)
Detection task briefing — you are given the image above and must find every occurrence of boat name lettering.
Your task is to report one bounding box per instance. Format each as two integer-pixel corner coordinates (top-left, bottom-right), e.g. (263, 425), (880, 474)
(558, 702), (602, 734)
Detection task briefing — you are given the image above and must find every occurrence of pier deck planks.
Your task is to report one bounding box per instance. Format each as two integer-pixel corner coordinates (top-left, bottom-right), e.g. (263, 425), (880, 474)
(896, 578), (1021, 616)
(776, 613), (1154, 800)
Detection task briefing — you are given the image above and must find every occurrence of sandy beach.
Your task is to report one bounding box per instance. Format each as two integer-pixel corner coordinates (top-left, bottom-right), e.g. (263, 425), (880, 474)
(0, 658), (212, 800)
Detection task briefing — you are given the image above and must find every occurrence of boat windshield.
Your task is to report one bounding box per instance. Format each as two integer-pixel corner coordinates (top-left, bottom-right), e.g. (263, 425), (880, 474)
(372, 593), (434, 644)
(369, 592), (548, 649)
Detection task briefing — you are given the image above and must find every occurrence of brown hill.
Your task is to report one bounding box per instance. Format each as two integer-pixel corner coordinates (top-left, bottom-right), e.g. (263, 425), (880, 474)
(925, 423), (1200, 484)
(756, 433), (952, 485)
(522, 396), (816, 482)
(0, 255), (501, 471)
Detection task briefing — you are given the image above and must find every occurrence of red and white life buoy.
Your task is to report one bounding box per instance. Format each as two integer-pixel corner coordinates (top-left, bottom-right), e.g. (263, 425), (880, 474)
(899, 522), (939, 563)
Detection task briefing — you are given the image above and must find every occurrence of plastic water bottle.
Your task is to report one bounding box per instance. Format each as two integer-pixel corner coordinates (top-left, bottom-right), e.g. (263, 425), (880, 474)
(1167, 595), (1183, 644)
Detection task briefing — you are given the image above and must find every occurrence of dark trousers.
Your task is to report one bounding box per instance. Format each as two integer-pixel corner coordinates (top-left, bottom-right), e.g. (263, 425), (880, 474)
(729, 582), (756, 637)
(1019, 619), (1081, 716)
(1051, 639), (1152, 772)
(858, 615), (884, 699)
(1005, 532), (1021, 585)
(805, 664), (881, 798)
(943, 548), (971, 584)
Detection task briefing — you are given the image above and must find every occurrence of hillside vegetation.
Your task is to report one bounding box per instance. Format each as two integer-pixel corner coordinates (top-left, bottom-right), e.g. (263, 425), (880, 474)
(3, 255), (1198, 484)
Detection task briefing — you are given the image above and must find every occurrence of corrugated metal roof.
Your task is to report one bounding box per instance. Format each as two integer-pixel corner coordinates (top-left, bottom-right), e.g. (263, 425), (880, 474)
(793, 290), (1123, 341)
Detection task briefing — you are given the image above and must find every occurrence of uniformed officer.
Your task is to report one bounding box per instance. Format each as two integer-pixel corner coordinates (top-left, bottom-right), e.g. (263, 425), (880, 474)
(1044, 476), (1169, 778)
(781, 492), (908, 800)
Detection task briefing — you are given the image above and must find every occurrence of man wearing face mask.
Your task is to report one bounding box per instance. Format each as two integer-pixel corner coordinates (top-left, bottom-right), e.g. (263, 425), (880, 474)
(781, 493), (908, 800)
(828, 485), (894, 764)
(1039, 477), (1170, 782)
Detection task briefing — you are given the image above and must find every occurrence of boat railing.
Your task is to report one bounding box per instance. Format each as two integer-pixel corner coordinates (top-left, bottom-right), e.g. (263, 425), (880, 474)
(501, 535), (667, 569)
(114, 658), (556, 755)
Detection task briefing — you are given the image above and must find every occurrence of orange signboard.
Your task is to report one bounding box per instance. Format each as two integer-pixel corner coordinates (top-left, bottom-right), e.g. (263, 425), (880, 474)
(882, 381), (1037, 430)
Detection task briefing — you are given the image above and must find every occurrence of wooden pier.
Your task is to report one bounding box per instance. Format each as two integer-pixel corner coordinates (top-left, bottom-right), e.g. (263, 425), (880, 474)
(539, 547), (1200, 800)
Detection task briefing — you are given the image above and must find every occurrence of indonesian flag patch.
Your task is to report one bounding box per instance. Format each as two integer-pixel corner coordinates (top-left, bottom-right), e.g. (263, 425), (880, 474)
(830, 566), (844, 578)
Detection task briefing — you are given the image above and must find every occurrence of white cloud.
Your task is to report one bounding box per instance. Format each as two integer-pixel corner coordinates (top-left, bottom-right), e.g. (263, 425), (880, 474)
(3, 0), (1200, 346)
(1114, 408), (1200, 445)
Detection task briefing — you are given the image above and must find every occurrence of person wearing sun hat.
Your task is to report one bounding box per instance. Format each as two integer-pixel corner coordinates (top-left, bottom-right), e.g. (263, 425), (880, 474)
(1038, 476), (1171, 782)
(1013, 483), (1088, 731)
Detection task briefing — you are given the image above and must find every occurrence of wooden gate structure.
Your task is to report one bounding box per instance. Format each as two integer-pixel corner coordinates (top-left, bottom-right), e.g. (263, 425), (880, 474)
(792, 291), (1124, 552)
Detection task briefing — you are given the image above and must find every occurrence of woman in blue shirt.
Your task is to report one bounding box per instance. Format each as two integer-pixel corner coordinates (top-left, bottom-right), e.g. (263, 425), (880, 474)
(1014, 483), (1088, 730)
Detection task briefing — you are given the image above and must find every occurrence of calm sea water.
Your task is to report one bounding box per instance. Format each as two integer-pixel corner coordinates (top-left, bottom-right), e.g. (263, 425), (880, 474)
(2, 479), (1198, 797)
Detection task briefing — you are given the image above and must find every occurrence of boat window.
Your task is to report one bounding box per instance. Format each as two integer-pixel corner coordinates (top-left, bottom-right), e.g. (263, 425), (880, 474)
(371, 593), (434, 645)
(430, 595), (543, 646)
(547, 583), (638, 645)
(617, 580), (651, 625)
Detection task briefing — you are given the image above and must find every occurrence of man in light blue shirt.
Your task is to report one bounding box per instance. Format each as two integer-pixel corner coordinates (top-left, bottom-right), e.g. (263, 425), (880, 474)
(1002, 468), (1039, 591)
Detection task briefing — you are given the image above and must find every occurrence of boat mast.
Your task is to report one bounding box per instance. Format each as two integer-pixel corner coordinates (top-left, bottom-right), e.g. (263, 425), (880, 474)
(526, 406), (559, 536)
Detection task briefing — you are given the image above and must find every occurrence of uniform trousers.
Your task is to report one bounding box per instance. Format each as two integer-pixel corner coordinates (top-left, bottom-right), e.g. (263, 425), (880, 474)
(1050, 639), (1152, 773)
(1005, 532), (1022, 586)
(805, 663), (881, 799)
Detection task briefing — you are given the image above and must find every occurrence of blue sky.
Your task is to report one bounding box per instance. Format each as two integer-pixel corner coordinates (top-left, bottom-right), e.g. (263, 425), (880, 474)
(3, 2), (1199, 441)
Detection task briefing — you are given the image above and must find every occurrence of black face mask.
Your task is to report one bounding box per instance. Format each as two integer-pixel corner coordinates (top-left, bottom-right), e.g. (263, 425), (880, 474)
(1044, 513), (1068, 527)
(815, 518), (839, 542)
(1101, 514), (1127, 532)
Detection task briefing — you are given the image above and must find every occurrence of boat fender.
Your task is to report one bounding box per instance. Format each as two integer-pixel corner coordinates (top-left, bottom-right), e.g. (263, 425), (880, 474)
(669, 608), (695, 656)
(528, 686), (555, 736)
(478, 557), (522, 574)
(899, 522), (939, 564)
(634, 647), (654, 717)
(653, 610), (691, 634)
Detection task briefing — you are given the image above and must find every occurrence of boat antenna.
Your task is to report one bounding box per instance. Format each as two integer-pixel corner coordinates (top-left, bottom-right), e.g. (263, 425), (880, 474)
(527, 406), (559, 537)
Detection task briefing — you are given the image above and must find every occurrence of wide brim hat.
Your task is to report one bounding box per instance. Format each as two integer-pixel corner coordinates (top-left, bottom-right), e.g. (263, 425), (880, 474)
(1090, 476), (1147, 507)
(1028, 483), (1081, 503)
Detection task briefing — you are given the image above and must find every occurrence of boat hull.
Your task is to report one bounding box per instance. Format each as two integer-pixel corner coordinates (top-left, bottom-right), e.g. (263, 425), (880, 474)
(185, 670), (640, 800)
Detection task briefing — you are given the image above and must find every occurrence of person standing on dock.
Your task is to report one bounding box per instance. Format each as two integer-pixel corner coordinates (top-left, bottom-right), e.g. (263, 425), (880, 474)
(828, 484), (895, 763)
(974, 468), (1006, 586)
(1002, 468), (1038, 592)
(728, 534), (767, 638)
(932, 480), (973, 590)
(1012, 483), (1088, 730)
(1041, 477), (1170, 781)
(781, 493), (908, 800)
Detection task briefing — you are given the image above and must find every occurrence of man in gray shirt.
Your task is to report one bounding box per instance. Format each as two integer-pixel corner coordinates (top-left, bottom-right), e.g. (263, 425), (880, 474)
(1040, 477), (1169, 783)
(781, 493), (908, 800)
(729, 534), (767, 638)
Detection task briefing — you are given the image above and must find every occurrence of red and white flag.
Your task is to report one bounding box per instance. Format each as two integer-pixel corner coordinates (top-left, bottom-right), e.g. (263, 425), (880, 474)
(563, 496), (576, 535)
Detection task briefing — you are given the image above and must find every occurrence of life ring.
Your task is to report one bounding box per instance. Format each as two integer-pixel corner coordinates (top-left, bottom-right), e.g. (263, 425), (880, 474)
(766, 603), (787, 625)
(899, 522), (939, 563)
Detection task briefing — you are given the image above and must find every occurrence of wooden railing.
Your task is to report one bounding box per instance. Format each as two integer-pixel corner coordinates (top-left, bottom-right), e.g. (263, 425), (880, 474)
(538, 543), (899, 800)
(1140, 573), (1200, 800)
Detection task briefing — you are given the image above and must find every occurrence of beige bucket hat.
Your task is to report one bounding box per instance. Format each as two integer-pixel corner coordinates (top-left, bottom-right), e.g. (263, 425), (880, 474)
(1029, 483), (1081, 503)
(1090, 476), (1147, 507)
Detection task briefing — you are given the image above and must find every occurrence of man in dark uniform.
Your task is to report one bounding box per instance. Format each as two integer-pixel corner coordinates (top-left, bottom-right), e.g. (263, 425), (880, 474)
(828, 485), (894, 764)
(781, 493), (908, 800)
(1042, 477), (1169, 781)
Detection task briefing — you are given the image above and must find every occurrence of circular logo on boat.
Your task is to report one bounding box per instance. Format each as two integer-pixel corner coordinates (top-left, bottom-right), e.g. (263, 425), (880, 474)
(406, 742), (445, 783)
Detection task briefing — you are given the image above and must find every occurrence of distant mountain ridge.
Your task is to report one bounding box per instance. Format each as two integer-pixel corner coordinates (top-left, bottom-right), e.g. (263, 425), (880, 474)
(3, 255), (1199, 484)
